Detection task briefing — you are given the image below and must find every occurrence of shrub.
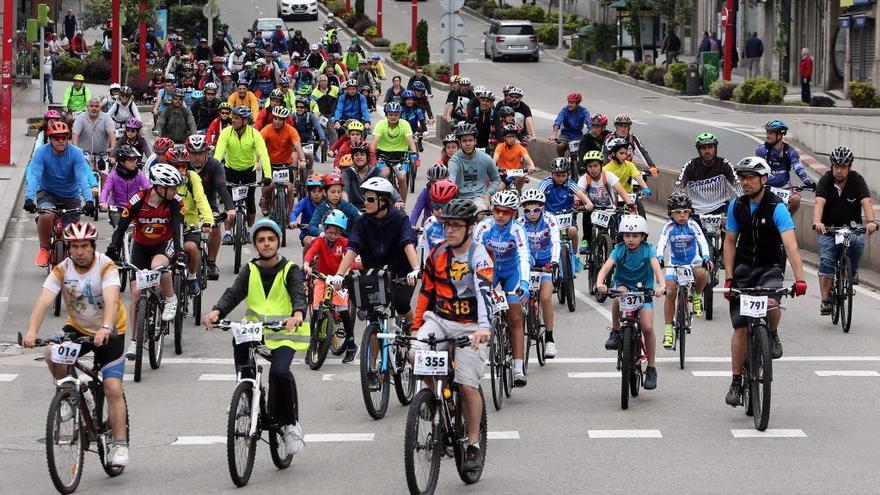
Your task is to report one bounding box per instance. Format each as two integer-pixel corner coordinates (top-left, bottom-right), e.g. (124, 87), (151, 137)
(324, 0), (345, 14)
(644, 66), (667, 86)
(481, 3), (496, 18)
(82, 57), (111, 82)
(363, 26), (377, 38)
(875, 95), (880, 107)
(663, 61), (687, 90)
(416, 19), (429, 66)
(610, 58), (631, 74)
(733, 76), (785, 105)
(627, 62), (651, 80)
(371, 37), (390, 47)
(594, 58), (609, 70)
(709, 80), (738, 101)
(493, 5), (546, 23)
(54, 55), (84, 81)
(810, 95), (835, 107)
(391, 42), (411, 62)
(567, 48), (577, 59)
(423, 62), (451, 81)
(537, 24), (558, 47)
(849, 81), (878, 108)
(351, 17), (376, 35)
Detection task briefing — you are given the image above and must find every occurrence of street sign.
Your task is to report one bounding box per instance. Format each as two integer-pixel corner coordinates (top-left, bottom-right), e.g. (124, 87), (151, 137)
(440, 12), (464, 38)
(720, 6), (729, 27)
(202, 3), (220, 19)
(439, 37), (465, 65)
(437, 0), (465, 11)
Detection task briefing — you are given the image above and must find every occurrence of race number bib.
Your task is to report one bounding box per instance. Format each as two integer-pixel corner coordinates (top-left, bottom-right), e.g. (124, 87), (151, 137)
(834, 231), (848, 245)
(676, 266), (695, 285)
(231, 322), (264, 345)
(619, 293), (644, 312)
(556, 214), (573, 228)
(739, 295), (768, 318)
(232, 186), (249, 202)
(319, 116), (328, 126)
(272, 168), (290, 183)
(51, 342), (82, 365)
(505, 168), (525, 177)
(770, 187), (791, 205)
(529, 271), (543, 291)
(414, 350), (448, 376)
(136, 270), (161, 289)
(568, 141), (579, 153)
(492, 291), (509, 314)
(302, 143), (314, 153)
(702, 216), (723, 234)
(591, 210), (612, 228)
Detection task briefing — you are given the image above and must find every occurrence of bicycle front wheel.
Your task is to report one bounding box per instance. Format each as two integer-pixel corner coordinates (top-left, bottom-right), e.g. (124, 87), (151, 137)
(53, 241), (65, 317)
(227, 381), (258, 487)
(620, 329), (633, 410)
(393, 343), (416, 405)
(489, 323), (504, 411)
(307, 314), (332, 370)
(676, 288), (689, 370)
(562, 244), (576, 312)
(404, 389), (441, 495)
(269, 377), (296, 469)
(172, 273), (184, 355)
(233, 215), (243, 275)
(750, 325), (773, 431)
(46, 387), (85, 494)
(594, 239), (610, 303)
(360, 324), (390, 419)
(134, 296), (149, 382)
(273, 187), (288, 248)
(96, 391), (129, 477)
(840, 257), (853, 333)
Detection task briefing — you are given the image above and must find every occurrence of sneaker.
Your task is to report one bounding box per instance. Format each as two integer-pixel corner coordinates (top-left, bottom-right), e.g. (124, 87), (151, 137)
(207, 263), (220, 281)
(604, 330), (621, 350)
(342, 341), (357, 364)
(462, 444), (481, 473)
(187, 278), (200, 296)
(513, 370), (527, 388)
(725, 380), (743, 406)
(820, 299), (832, 316)
(579, 240), (589, 255)
(692, 293), (704, 317)
(544, 341), (558, 359)
(282, 423), (305, 456)
(770, 331), (783, 359)
(221, 231), (233, 245)
(107, 443), (129, 467)
(662, 324), (674, 349)
(125, 341), (137, 360)
(161, 298), (177, 322)
(643, 366), (657, 390)
(35, 248), (50, 267)
(852, 272), (859, 285)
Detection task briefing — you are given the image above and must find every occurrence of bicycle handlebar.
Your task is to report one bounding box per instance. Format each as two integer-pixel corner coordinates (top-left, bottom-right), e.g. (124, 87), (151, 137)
(213, 320), (286, 331)
(18, 330), (93, 348)
(822, 224), (867, 235)
(712, 286), (796, 297)
(378, 332), (471, 348)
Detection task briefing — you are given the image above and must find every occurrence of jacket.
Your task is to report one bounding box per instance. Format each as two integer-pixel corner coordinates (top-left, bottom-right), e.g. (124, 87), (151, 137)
(99, 168), (151, 207)
(191, 97), (220, 130)
(731, 192), (785, 268)
(744, 36), (764, 58)
(306, 199), (361, 237)
(347, 208), (417, 274)
(157, 106), (196, 143)
(26, 143), (94, 201)
(333, 93), (370, 123)
(447, 149), (500, 199)
(213, 125), (272, 177)
(193, 157), (235, 211)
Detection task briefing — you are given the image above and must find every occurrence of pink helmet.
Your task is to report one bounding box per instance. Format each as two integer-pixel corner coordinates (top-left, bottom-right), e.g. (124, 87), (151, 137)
(44, 110), (61, 120)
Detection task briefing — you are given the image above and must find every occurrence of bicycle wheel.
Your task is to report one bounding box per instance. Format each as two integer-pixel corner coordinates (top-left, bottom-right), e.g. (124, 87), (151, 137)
(393, 343), (416, 405)
(454, 387), (487, 484)
(307, 314), (333, 371)
(269, 378), (296, 469)
(134, 296), (148, 382)
(45, 387), (85, 494)
(830, 269), (841, 325)
(620, 328), (633, 410)
(329, 324), (347, 356)
(96, 391), (129, 477)
(676, 288), (688, 370)
(408, 162), (416, 194)
(536, 321), (546, 367)
(489, 322), (504, 411)
(502, 327), (514, 398)
(564, 244), (576, 313)
(148, 298), (165, 370)
(750, 325), (773, 431)
(359, 324), (390, 419)
(704, 250), (718, 320)
(556, 262), (566, 305)
(274, 187), (288, 248)
(839, 256), (853, 333)
(173, 273), (184, 355)
(594, 239), (610, 303)
(233, 215), (243, 275)
(404, 389), (441, 495)
(53, 241), (65, 317)
(227, 381), (258, 487)
(523, 308), (533, 376)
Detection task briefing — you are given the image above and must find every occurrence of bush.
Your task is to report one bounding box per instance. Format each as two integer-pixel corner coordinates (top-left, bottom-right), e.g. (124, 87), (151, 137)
(324, 0), (345, 15)
(54, 55), (84, 81)
(363, 26), (377, 38)
(733, 76), (785, 105)
(594, 59), (609, 70)
(371, 37), (390, 47)
(567, 48), (577, 59)
(849, 81), (878, 108)
(709, 80), (737, 101)
(644, 66), (667, 86)
(481, 3), (496, 18)
(627, 62), (651, 80)
(875, 96), (880, 107)
(390, 42), (411, 62)
(610, 58), (631, 74)
(416, 19), (429, 66)
(82, 57), (111, 82)
(351, 17), (376, 35)
(536, 24), (558, 47)
(169, 6), (221, 42)
(493, 5), (547, 23)
(423, 62), (451, 81)
(663, 61), (687, 90)
(810, 95), (835, 107)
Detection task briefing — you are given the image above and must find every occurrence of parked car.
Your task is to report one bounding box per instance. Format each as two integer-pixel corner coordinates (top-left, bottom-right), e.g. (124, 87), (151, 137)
(251, 17), (286, 41)
(483, 19), (539, 62)
(277, 0), (318, 21)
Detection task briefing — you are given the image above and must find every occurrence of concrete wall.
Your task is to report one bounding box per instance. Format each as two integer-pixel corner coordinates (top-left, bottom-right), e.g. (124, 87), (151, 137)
(794, 119), (880, 197)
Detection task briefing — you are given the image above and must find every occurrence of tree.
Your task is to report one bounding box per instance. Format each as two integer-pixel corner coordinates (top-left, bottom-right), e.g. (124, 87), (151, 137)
(622, 0), (650, 61)
(79, 0), (159, 32)
(653, 0), (695, 28)
(355, 0), (365, 19)
(416, 19), (429, 66)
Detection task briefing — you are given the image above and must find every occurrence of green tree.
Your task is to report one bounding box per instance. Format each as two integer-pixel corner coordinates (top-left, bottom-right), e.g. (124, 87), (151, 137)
(355, 0), (365, 19)
(79, 0), (159, 32)
(653, 0), (694, 28)
(416, 19), (429, 66)
(622, 0), (650, 61)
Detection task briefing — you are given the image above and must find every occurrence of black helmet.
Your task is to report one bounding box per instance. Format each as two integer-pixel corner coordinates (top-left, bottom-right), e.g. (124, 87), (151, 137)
(829, 145), (854, 166)
(455, 123), (478, 138)
(441, 199), (478, 224)
(550, 157), (569, 173)
(115, 144), (141, 160)
(666, 191), (693, 213)
(498, 106), (514, 118)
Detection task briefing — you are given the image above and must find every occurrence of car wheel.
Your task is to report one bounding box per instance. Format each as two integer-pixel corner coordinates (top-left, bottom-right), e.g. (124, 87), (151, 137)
(491, 47), (499, 62)
(532, 53), (539, 62)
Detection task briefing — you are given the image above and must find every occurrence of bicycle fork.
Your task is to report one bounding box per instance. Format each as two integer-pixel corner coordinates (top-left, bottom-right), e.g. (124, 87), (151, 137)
(235, 373), (261, 437)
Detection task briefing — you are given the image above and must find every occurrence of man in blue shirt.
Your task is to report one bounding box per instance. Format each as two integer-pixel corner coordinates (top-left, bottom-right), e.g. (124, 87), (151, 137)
(550, 92), (590, 158)
(333, 80), (371, 132)
(754, 120), (816, 214)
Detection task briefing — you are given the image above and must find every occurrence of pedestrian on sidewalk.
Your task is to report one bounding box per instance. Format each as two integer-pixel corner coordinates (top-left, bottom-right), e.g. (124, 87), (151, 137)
(697, 31), (711, 62)
(800, 47), (813, 104)
(42, 48), (55, 104)
(661, 28), (681, 65)
(743, 32), (763, 78)
(64, 9), (78, 41)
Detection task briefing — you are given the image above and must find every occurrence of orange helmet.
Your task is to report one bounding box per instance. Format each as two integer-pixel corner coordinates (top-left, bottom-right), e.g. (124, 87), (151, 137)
(338, 153), (354, 168)
(46, 121), (71, 137)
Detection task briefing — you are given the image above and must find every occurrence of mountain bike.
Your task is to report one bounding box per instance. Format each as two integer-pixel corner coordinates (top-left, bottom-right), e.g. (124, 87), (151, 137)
(377, 151), (415, 195)
(552, 208), (584, 312)
(607, 288), (654, 410)
(40, 207), (83, 317)
(229, 182), (260, 274)
(669, 264), (696, 369)
(83, 152), (110, 221)
(269, 166), (293, 247)
(305, 271), (347, 370)
(106, 206), (132, 293)
(523, 268), (550, 374)
(586, 205), (622, 303)
(699, 213), (725, 320)
(488, 287), (514, 411)
(824, 224), (865, 333)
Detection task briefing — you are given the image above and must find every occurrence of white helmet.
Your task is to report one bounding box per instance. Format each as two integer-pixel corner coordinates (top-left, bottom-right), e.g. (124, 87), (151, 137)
(734, 156), (772, 177)
(360, 177), (396, 197)
(149, 163), (184, 187)
(519, 188), (545, 205)
(618, 215), (648, 235)
(458, 77), (471, 86)
(310, 43), (320, 50)
(109, 83), (121, 92)
(491, 190), (520, 210)
(473, 85), (487, 97)
(272, 106), (290, 119)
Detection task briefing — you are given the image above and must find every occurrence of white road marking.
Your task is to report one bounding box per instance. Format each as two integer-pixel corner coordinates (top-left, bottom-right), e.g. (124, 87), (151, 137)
(171, 433), (376, 445)
(567, 372), (619, 378)
(488, 431), (520, 440)
(322, 374), (335, 381)
(730, 429), (807, 438)
(0, 374), (19, 382)
(661, 114), (764, 145)
(814, 370), (880, 377)
(171, 436), (225, 445)
(198, 373), (236, 381)
(691, 371), (732, 377)
(800, 264), (880, 302)
(531, 109), (558, 121)
(574, 289), (612, 321)
(588, 429), (663, 439)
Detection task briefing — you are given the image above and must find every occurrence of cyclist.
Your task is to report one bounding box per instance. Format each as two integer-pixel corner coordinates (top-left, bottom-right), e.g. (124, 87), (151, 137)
(604, 137), (651, 216)
(516, 188), (561, 359)
(447, 123), (500, 211)
(576, 114), (611, 173)
(723, 156), (808, 406)
(261, 106), (307, 215)
(495, 87), (536, 142)
(444, 76), (474, 125)
(156, 89), (196, 144)
(411, 198), (493, 473)
(407, 66), (433, 97)
(577, 150), (633, 253)
(330, 120), (371, 168)
(656, 192), (711, 348)
(72, 97), (116, 156)
(755, 120), (816, 214)
(369, 54), (386, 84)
(290, 174), (325, 249)
(401, 90), (427, 135)
(206, 102), (233, 145)
(254, 90), (292, 130)
(62, 74), (91, 119)
(311, 75), (340, 140)
(303, 210), (357, 362)
(495, 105), (526, 143)
(203, 218), (307, 456)
(473, 189), (531, 386)
(596, 215), (665, 390)
(410, 80), (434, 125)
(305, 173), (360, 245)
(370, 101), (419, 203)
(187, 134), (236, 281)
(275, 77), (296, 110)
(419, 179), (459, 259)
(550, 92), (590, 158)
(106, 163), (185, 358)
(24, 121), (94, 267)
(115, 118), (151, 158)
(538, 157), (595, 256)
(812, 145), (877, 314)
(333, 79), (371, 132)
(437, 133), (459, 167)
(410, 163), (449, 227)
(214, 105), (272, 243)
(151, 75), (177, 128)
(22, 221), (130, 467)
(99, 145), (150, 224)
(494, 124), (536, 193)
(101, 83), (121, 113)
(675, 133), (741, 215)
(342, 44), (364, 73)
(292, 96), (326, 172)
(306, 44), (325, 73)
(227, 78), (261, 116)
(107, 86), (141, 129)
(342, 143), (402, 210)
(602, 114), (656, 174)
(191, 82), (221, 132)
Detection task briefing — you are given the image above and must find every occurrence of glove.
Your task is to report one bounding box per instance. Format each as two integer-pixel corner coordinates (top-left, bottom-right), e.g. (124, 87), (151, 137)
(518, 279), (530, 295)
(406, 268), (421, 285)
(642, 187), (652, 197)
(261, 177), (272, 187)
(83, 201), (95, 217)
(793, 280), (808, 297)
(326, 274), (344, 286)
(106, 245), (120, 262)
(724, 278), (734, 301)
(409, 152), (419, 162)
(23, 199), (37, 213)
(803, 178), (816, 190)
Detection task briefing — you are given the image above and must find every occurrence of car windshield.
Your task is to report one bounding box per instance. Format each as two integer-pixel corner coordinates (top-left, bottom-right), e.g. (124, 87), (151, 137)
(498, 25), (534, 36)
(256, 19), (283, 32)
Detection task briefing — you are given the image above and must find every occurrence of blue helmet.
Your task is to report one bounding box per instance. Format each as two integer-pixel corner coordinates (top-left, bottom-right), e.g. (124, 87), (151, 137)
(322, 209), (348, 231)
(251, 218), (282, 244)
(190, 90), (204, 99)
(411, 81), (426, 91)
(401, 90), (415, 99)
(384, 101), (403, 114)
(764, 120), (788, 135)
(278, 76), (291, 85)
(370, 53), (381, 61)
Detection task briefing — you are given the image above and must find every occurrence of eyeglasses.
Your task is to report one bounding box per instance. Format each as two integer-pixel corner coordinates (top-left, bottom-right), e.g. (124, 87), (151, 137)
(669, 209), (691, 215)
(49, 135), (69, 141)
(364, 196), (379, 203)
(443, 222), (467, 231)
(523, 207), (542, 215)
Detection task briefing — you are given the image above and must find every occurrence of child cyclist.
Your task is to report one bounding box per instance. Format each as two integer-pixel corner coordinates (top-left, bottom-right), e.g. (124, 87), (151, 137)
(538, 157), (594, 263)
(655, 192), (711, 348)
(303, 210), (357, 363)
(472, 189), (531, 387)
(99, 145), (150, 226)
(596, 215), (665, 390)
(401, 90), (426, 134)
(289, 173), (326, 249)
(410, 163), (448, 227)
(516, 189), (561, 359)
(419, 179), (459, 260)
(604, 137), (651, 217)
(576, 150), (634, 253)
(494, 124), (535, 193)
(436, 133), (459, 166)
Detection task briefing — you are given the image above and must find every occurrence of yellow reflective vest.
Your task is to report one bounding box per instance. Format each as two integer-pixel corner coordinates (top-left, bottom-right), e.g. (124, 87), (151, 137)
(245, 260), (309, 351)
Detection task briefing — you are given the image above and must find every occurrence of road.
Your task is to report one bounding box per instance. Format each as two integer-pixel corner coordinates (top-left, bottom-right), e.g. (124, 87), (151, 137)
(2, 5), (880, 494)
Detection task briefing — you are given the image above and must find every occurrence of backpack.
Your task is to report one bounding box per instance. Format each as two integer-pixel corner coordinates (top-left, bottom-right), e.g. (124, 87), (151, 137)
(763, 142), (792, 171)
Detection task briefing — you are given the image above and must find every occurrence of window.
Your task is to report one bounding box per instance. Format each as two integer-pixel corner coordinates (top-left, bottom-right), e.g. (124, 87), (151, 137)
(498, 25), (535, 36)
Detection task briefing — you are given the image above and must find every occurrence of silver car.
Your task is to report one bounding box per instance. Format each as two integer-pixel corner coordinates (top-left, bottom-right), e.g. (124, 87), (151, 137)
(483, 20), (539, 62)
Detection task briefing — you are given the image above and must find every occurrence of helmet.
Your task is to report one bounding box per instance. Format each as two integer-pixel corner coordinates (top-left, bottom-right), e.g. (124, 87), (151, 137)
(349, 142), (369, 156)
(566, 92), (582, 103)
(62, 221), (98, 242)
(607, 136), (629, 154)
(519, 188), (546, 205)
(614, 114), (632, 125)
(322, 209), (348, 230)
(109, 83), (121, 92)
(345, 79), (359, 88)
(508, 87), (524, 97)
(43, 109), (61, 120)
(73, 74), (85, 82)
(306, 173), (324, 188)
(384, 101), (402, 114)
(491, 190), (520, 210)
(171, 88), (185, 98)
(190, 90), (204, 100)
(294, 96), (309, 106)
(347, 120), (365, 133)
(347, 45), (357, 52)
(459, 77), (471, 86)
(473, 85), (487, 97)
(734, 156), (772, 177)
(203, 82), (219, 92)
(251, 218), (282, 244)
(401, 90), (415, 99)
(358, 59), (369, 66)
(153, 137), (175, 154)
(46, 121), (70, 137)
(582, 150), (604, 163)
(186, 134), (208, 153)
(449, 75), (460, 84)
(255, 58), (267, 65)
(411, 81), (426, 91)
(502, 84), (513, 94)
(322, 173), (344, 188)
(278, 76), (290, 86)
(232, 105), (252, 121)
(164, 145), (190, 164)
(501, 124), (519, 137)
(591, 114), (608, 126)
(667, 191), (693, 213)
(338, 154), (354, 168)
(115, 144), (141, 160)
(272, 106), (290, 119)
(442, 133), (458, 145)
(122, 118), (142, 130)
(764, 120), (788, 135)
(481, 91), (495, 101)
(119, 85), (133, 96)
(165, 74), (176, 81)
(291, 52), (301, 60)
(427, 163), (449, 181)
(360, 176), (396, 197)
(441, 199), (478, 224)
(830, 145), (854, 166)
(149, 163), (184, 187)
(297, 85), (313, 95)
(269, 88), (285, 100)
(619, 215), (648, 235)
(455, 123), (478, 138)
(359, 85), (371, 92)
(300, 61), (310, 69)
(695, 132), (719, 147)
(370, 54), (381, 61)
(218, 101), (232, 110)
(351, 36), (360, 43)
(498, 106), (515, 118)
(310, 43), (320, 50)
(429, 179), (458, 204)
(550, 157), (569, 173)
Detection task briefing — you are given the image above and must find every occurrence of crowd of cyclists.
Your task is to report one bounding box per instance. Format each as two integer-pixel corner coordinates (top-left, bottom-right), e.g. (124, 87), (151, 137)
(19, 18), (879, 491)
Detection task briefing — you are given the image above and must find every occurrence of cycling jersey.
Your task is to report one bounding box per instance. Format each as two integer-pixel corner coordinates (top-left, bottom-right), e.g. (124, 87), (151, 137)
(611, 242), (656, 289)
(603, 160), (640, 194)
(289, 197), (320, 240)
(577, 170), (620, 207)
(303, 235), (349, 275)
(602, 131), (655, 169)
(553, 105), (590, 141)
(44, 253), (128, 336)
(26, 143), (93, 202)
(260, 123), (301, 164)
(372, 119), (413, 152)
(675, 156), (741, 214)
(293, 112), (325, 143)
(227, 90), (260, 116)
(106, 100), (141, 127)
(537, 177), (579, 213)
(206, 117), (230, 145)
(446, 89), (474, 121)
(472, 218), (530, 286)
(112, 189), (184, 250)
(177, 171), (214, 228)
(755, 142), (810, 187)
(213, 125), (272, 177)
(401, 106), (425, 133)
(494, 141), (528, 171)
(516, 213), (561, 266)
(311, 85), (339, 116)
(414, 240), (494, 329)
(419, 215), (446, 260)
(306, 200), (360, 238)
(655, 219), (710, 266)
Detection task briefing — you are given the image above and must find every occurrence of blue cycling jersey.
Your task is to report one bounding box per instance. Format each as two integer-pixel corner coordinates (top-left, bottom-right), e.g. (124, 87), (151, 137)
(516, 213), (561, 266)
(655, 219), (710, 266)
(755, 142), (810, 188)
(420, 215), (446, 259)
(537, 177), (580, 213)
(472, 217), (530, 282)
(26, 143), (94, 201)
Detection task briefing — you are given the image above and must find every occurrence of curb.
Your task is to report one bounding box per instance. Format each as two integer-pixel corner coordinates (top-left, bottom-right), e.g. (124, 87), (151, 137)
(571, 60), (683, 97)
(692, 96), (880, 116)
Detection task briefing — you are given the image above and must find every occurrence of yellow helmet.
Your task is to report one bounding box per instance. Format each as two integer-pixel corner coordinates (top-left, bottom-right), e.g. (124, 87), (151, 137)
(346, 120), (365, 133)
(73, 74), (85, 82)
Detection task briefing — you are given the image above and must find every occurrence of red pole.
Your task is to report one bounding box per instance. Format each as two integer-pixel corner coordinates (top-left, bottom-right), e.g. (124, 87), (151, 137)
(723, 0), (733, 81)
(453, 63), (459, 76)
(138, 0), (146, 79)
(345, 0), (350, 11)
(111, 0), (120, 83)
(0, 0), (13, 165)
(376, 0), (383, 38)
(411, 0), (417, 51)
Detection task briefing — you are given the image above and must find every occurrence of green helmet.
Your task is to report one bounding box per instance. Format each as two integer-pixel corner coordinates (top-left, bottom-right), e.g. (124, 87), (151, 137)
(297, 84), (313, 96)
(695, 132), (719, 147)
(582, 150), (604, 163)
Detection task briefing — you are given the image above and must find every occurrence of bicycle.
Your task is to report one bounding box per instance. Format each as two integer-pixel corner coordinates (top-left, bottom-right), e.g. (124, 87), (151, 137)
(20, 331), (130, 494)
(669, 264), (696, 370)
(305, 271), (347, 370)
(824, 224), (866, 333)
(714, 286), (795, 431)
(213, 320), (296, 487)
(82, 151), (111, 221)
(349, 269), (416, 419)
(585, 205), (622, 303)
(39, 207), (83, 316)
(392, 332), (487, 493)
(190, 224), (215, 327)
(523, 268), (550, 374)
(107, 206), (133, 293)
(607, 288), (654, 410)
(377, 151), (414, 195)
(228, 182), (261, 274)
(698, 213), (726, 320)
(552, 207), (585, 312)
(488, 287), (514, 411)
(269, 167), (293, 247)
(554, 138), (581, 178)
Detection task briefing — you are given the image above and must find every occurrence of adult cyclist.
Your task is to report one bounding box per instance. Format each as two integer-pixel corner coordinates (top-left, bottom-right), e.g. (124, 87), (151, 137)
(550, 92), (590, 159)
(261, 105), (307, 216)
(333, 79), (371, 133)
(447, 123), (500, 211)
(754, 120), (816, 214)
(370, 101), (419, 203)
(675, 133), (741, 215)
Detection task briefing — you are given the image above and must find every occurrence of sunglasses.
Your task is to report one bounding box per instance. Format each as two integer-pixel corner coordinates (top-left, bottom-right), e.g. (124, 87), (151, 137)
(670, 209), (692, 215)
(364, 196), (379, 203)
(523, 207), (542, 215)
(49, 135), (69, 141)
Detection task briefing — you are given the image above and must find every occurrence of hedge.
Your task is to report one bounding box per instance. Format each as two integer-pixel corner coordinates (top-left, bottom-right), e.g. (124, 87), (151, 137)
(644, 66), (666, 86)
(390, 42), (412, 63)
(848, 81), (879, 108)
(663, 62), (687, 91)
(610, 58), (630, 74)
(709, 80), (737, 101)
(733, 77), (786, 105)
(536, 24), (557, 47)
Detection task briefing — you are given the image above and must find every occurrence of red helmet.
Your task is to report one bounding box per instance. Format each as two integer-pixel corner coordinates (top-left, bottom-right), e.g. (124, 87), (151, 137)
(566, 92), (582, 103)
(153, 137), (175, 154)
(164, 145), (190, 164)
(591, 113), (608, 127)
(46, 121), (70, 137)
(429, 179), (458, 204)
(62, 221), (98, 242)
(322, 173), (344, 188)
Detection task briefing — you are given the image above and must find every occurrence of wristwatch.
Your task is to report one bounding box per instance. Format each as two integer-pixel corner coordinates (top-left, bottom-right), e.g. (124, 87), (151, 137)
(101, 323), (117, 335)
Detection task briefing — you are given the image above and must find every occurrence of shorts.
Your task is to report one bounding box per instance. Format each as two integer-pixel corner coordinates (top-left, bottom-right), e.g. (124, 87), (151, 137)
(495, 267), (523, 304)
(532, 259), (553, 283)
(664, 261), (702, 282)
(728, 263), (783, 328)
(376, 151), (408, 176)
(410, 311), (486, 389)
(183, 230), (202, 245)
(312, 278), (350, 310)
(36, 192), (82, 223)
(130, 240), (174, 271)
(55, 325), (125, 381)
(225, 167), (258, 216)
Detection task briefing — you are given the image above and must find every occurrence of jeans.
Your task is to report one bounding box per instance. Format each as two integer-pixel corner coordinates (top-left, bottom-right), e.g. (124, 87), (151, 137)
(43, 74), (54, 102)
(817, 233), (865, 277)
